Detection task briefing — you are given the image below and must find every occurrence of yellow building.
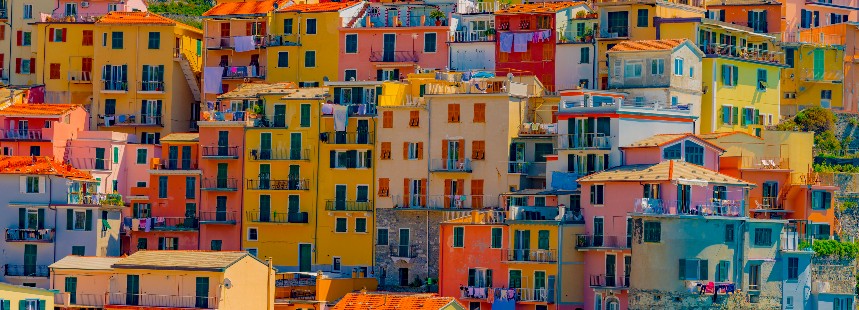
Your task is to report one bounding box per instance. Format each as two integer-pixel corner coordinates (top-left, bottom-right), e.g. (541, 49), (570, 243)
(267, 1), (364, 85)
(781, 43), (844, 116)
(0, 282), (55, 309)
(91, 12), (202, 140)
(32, 22), (97, 104)
(659, 18), (782, 135)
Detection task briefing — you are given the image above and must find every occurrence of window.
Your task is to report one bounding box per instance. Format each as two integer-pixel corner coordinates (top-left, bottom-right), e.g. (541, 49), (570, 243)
(335, 218), (347, 232)
(822, 90), (833, 100)
(25, 176), (40, 193)
(835, 297), (853, 310)
(812, 190), (832, 209)
(111, 31), (123, 49)
(650, 59), (664, 75)
(304, 51), (316, 67)
(473, 103), (485, 123)
(409, 110), (421, 127)
(453, 226), (464, 247)
(50, 28), (66, 42)
(684, 141), (704, 165)
(344, 69), (357, 81)
(102, 32), (107, 47)
(345, 34), (358, 53)
(468, 268), (493, 288)
(247, 228), (258, 241)
(537, 230), (550, 250)
(211, 240), (222, 251)
(277, 52), (289, 68)
(185, 177), (196, 199)
(716, 260), (730, 282)
(448, 104), (460, 122)
(643, 183), (660, 199)
(283, 18), (294, 34)
(23, 4), (32, 19)
(72, 246), (85, 256)
(637, 9), (649, 27)
(491, 227), (502, 248)
(406, 142), (420, 160)
(673, 57), (684, 76)
(725, 224), (734, 242)
(382, 111), (393, 128)
(757, 69), (767, 90)
(643, 221), (661, 242)
(721, 64), (738, 86)
(574, 47), (589, 64)
(471, 141), (485, 160)
(137, 238), (147, 250)
(300, 104), (310, 127)
(787, 257), (799, 280)
(377, 228), (388, 245)
(590, 184), (604, 205)
(136, 149), (147, 164)
(305, 19), (317, 34)
(156, 237), (178, 250)
(424, 33), (437, 52)
(689, 66), (694, 78)
(158, 176), (168, 198)
(148, 32), (160, 49)
(247, 248), (258, 256)
(72, 210), (88, 230)
(749, 264), (761, 290)
(754, 228), (772, 246)
(47, 63), (59, 79)
(678, 258), (708, 280)
(624, 61), (642, 78)
(108, 3), (118, 11)
(355, 218), (367, 233)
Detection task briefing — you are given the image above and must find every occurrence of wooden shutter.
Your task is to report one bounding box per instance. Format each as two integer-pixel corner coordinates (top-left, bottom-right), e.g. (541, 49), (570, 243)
(16, 31), (21, 46)
(403, 142), (409, 160)
(474, 103), (485, 122)
(409, 110), (419, 127)
(381, 142), (391, 160)
(14, 58), (19, 73)
(378, 178), (389, 197)
(420, 179), (427, 206)
(403, 179), (410, 206)
(444, 179), (452, 208)
(246, 22), (253, 35)
(679, 259), (686, 280)
(67, 209), (74, 230)
(442, 141), (448, 160)
(457, 179), (465, 195)
(471, 179), (484, 208)
(85, 209), (93, 231)
(62, 28), (67, 42)
(383, 111), (393, 128)
(458, 139), (465, 160)
(472, 141), (479, 159)
(49, 28), (54, 42)
(417, 142), (423, 160)
(30, 58), (35, 73)
(0, 25), (5, 41)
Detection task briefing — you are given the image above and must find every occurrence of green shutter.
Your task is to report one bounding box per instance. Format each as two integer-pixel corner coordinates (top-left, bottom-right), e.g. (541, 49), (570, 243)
(85, 210), (93, 231)
(486, 269), (493, 286)
(158, 237), (165, 250)
(732, 66), (738, 86)
(813, 49), (824, 80)
(39, 299), (45, 310)
(67, 209), (74, 230)
(679, 259), (686, 280)
(37, 209), (44, 229)
(19, 208), (25, 229)
(468, 269), (476, 286)
(699, 260), (709, 280)
(732, 107), (739, 125)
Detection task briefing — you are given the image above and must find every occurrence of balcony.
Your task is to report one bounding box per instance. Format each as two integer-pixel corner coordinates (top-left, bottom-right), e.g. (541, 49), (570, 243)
(322, 103), (378, 116)
(699, 42), (783, 64)
(5, 228), (54, 242)
(369, 51), (419, 62)
(100, 80), (128, 92)
(45, 12), (102, 22)
(202, 178), (239, 191)
(222, 65), (266, 80)
(598, 25), (629, 38)
(108, 293), (217, 309)
(518, 123), (557, 136)
(783, 31), (842, 45)
(249, 149), (310, 161)
(557, 28), (596, 44)
(154, 160), (198, 171)
(199, 105), (248, 123)
(632, 198), (745, 217)
(461, 287), (492, 300)
(448, 30), (496, 43)
(107, 114), (163, 127)
(515, 288), (551, 303)
(55, 293), (105, 308)
(430, 159), (473, 173)
(325, 200), (374, 212)
(442, 210), (506, 224)
(560, 97), (693, 114)
(68, 71), (92, 83)
(246, 179), (309, 191)
(68, 193), (124, 206)
(456, 0), (499, 14)
(354, 14), (447, 28)
(4, 264), (49, 277)
(509, 206), (583, 223)
(205, 35), (265, 50)
(199, 211), (237, 224)
(390, 244), (419, 259)
(753, 197), (782, 211)
(506, 162), (547, 178)
(426, 194), (495, 209)
(321, 132), (374, 145)
(247, 211), (309, 223)
(740, 156), (788, 170)
(801, 70), (844, 83)
(202, 146), (239, 159)
(589, 274), (629, 289)
(556, 133), (611, 150)
(0, 129), (45, 141)
(138, 81), (166, 93)
(506, 249), (558, 263)
(575, 235), (628, 250)
(128, 217), (199, 231)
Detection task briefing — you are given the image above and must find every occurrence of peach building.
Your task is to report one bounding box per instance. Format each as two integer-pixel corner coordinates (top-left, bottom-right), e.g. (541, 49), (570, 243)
(0, 103), (87, 158)
(51, 256), (123, 308)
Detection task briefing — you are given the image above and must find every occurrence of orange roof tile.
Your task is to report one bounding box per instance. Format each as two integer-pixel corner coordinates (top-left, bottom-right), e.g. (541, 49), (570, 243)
(496, 2), (585, 14)
(608, 39), (688, 52)
(0, 156), (93, 180)
(279, 1), (360, 13)
(0, 104), (77, 117)
(332, 292), (463, 310)
(97, 12), (177, 25)
(204, 0), (289, 16)
(623, 133), (725, 151)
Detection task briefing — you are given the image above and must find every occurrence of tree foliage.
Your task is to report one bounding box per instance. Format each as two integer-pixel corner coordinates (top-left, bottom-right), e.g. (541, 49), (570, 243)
(810, 239), (859, 258)
(147, 0), (213, 17)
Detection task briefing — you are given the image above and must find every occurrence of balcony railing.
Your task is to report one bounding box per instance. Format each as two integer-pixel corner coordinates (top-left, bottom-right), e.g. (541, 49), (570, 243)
(699, 42), (782, 64)
(246, 211), (309, 223)
(275, 275), (316, 287)
(247, 179), (310, 190)
(557, 133), (611, 150)
(560, 98), (693, 114)
(201, 178), (238, 191)
(321, 132), (374, 145)
(4, 264), (49, 277)
(55, 293), (105, 308)
(632, 198), (744, 217)
(199, 105), (247, 123)
(589, 274), (629, 288)
(390, 244), (419, 258)
(108, 293), (217, 309)
(369, 51), (419, 62)
(442, 210), (506, 224)
(46, 12), (102, 22)
(222, 65), (266, 79)
(249, 148), (310, 161)
(504, 162), (547, 177)
(199, 211), (237, 224)
(68, 71), (92, 83)
(100, 80), (128, 92)
(325, 200), (374, 211)
(157, 160), (198, 171)
(127, 217), (199, 231)
(205, 35), (265, 50)
(456, 0), (499, 14)
(108, 114), (163, 126)
(594, 0), (703, 6)
(430, 159), (473, 172)
(461, 287), (492, 300)
(740, 156), (788, 169)
(801, 70), (844, 82)
(0, 129), (44, 140)
(448, 30), (495, 43)
(783, 31), (843, 45)
(575, 234), (628, 249)
(202, 146), (239, 158)
(598, 25), (629, 38)
(753, 197), (782, 211)
(426, 194), (496, 209)
(509, 206), (583, 223)
(506, 249), (558, 263)
(68, 193), (124, 206)
(138, 81), (165, 93)
(5, 228), (54, 242)
(515, 288), (550, 302)
(66, 158), (112, 171)
(321, 103), (378, 116)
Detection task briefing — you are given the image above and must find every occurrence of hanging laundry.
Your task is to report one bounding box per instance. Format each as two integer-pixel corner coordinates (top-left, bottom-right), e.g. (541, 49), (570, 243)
(499, 32), (514, 53)
(333, 105), (349, 131)
(233, 36), (256, 52)
(513, 33), (531, 52)
(131, 218), (140, 231)
(204, 67), (225, 93)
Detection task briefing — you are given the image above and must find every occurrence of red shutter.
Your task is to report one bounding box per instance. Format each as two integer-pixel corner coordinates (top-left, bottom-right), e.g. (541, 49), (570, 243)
(420, 179), (427, 207)
(260, 22), (266, 35)
(417, 142), (423, 160)
(246, 22), (252, 36)
(442, 141), (448, 160)
(457, 179), (465, 195)
(403, 179), (410, 207)
(458, 139), (465, 161)
(16, 31), (21, 46)
(30, 58), (35, 73)
(403, 142), (409, 160)
(14, 58), (20, 73)
(0, 25), (5, 41)
(444, 179), (452, 208)
(48, 28), (54, 42)
(62, 28), (67, 42)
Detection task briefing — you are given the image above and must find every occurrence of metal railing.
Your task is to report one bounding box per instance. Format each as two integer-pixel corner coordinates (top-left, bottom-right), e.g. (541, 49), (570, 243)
(321, 103), (378, 116)
(47, 12), (102, 22)
(515, 288), (549, 302)
(108, 293), (217, 308)
(506, 249), (557, 262)
(801, 69), (844, 82)
(557, 133), (611, 150)
(246, 179), (309, 190)
(427, 194), (495, 209)
(275, 275), (316, 287)
(68, 193), (124, 206)
(66, 157), (111, 170)
(0, 129), (44, 140)
(138, 81), (165, 92)
(5, 228), (54, 242)
(598, 25), (629, 38)
(754, 197), (782, 210)
(127, 217), (199, 231)
(741, 156), (788, 169)
(246, 211), (309, 223)
(4, 264), (49, 277)
(222, 65), (266, 79)
(442, 210), (506, 224)
(324, 200), (374, 211)
(461, 286), (492, 299)
(202, 146), (239, 158)
(575, 234), (628, 249)
(157, 160), (197, 170)
(632, 198), (744, 217)
(55, 293), (105, 307)
(699, 42), (782, 64)
(199, 211), (237, 224)
(202, 178), (238, 191)
(448, 30), (495, 43)
(392, 194), (427, 209)
(104, 113), (163, 126)
(249, 148), (309, 160)
(390, 244), (419, 258)
(589, 274), (629, 288)
(429, 159), (473, 172)
(456, 0), (499, 14)
(509, 206), (583, 223)
(100, 80), (128, 91)
(204, 35), (265, 50)
(68, 71), (92, 83)
(322, 131), (374, 145)
(369, 51), (419, 62)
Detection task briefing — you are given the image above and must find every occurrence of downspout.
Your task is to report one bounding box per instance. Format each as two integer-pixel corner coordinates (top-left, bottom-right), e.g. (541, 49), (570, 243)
(710, 56), (716, 133)
(313, 96), (320, 266)
(267, 257), (273, 310)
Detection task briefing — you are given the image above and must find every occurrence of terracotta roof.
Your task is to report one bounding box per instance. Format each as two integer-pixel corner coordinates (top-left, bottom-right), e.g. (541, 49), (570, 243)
(280, 87), (327, 99)
(578, 160), (753, 186)
(160, 133), (200, 143)
(111, 250), (254, 271)
(204, 0), (289, 16)
(279, 1), (360, 13)
(332, 293), (463, 310)
(97, 12), (177, 25)
(623, 133), (725, 151)
(0, 156), (93, 180)
(218, 82), (298, 99)
(706, 0), (781, 5)
(698, 131), (761, 140)
(608, 39), (688, 52)
(50, 256), (122, 270)
(0, 103), (77, 117)
(496, 2), (584, 14)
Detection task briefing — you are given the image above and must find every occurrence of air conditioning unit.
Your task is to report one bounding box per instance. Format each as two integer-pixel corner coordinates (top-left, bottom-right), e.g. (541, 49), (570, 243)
(81, 1), (90, 7)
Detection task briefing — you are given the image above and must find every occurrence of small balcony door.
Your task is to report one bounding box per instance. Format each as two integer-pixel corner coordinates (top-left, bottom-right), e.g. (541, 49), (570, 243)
(289, 133), (302, 160)
(513, 230), (530, 260)
(217, 131), (229, 156)
(383, 34), (396, 62)
(399, 228), (410, 257)
(260, 133), (272, 160)
(299, 244), (312, 272)
(335, 185), (347, 210)
(605, 254), (616, 287)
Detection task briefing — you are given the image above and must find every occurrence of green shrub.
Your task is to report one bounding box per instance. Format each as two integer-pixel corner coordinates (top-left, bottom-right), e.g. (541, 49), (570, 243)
(810, 239), (859, 258)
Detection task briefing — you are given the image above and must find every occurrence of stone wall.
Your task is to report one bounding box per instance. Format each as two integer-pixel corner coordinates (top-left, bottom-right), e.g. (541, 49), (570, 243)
(374, 209), (443, 292)
(810, 256), (857, 294)
(628, 289), (780, 310)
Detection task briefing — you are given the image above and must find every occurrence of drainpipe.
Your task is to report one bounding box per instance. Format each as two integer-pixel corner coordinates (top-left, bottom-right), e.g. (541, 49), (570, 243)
(710, 57), (717, 133)
(267, 257), (273, 310)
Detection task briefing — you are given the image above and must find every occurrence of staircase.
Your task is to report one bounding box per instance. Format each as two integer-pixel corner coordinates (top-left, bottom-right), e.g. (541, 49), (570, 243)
(176, 53), (201, 102)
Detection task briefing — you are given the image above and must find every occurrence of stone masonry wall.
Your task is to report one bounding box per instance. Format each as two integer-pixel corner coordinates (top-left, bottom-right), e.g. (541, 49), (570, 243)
(374, 209), (443, 292)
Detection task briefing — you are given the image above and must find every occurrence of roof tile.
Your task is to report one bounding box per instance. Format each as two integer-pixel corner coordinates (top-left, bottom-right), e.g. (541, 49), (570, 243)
(0, 156), (92, 180)
(111, 250), (253, 271)
(50, 256), (122, 270)
(279, 1), (360, 13)
(332, 293), (462, 310)
(97, 12), (177, 25)
(0, 103), (77, 117)
(608, 39), (687, 52)
(496, 2), (585, 14)
(578, 160), (752, 186)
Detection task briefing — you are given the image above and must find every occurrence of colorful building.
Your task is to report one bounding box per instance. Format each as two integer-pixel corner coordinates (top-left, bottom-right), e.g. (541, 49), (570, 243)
(704, 0), (782, 35)
(447, 0), (500, 72)
(0, 282), (55, 310)
(51, 256), (123, 308)
(274, 271), (378, 309)
(332, 292), (466, 310)
(799, 22), (859, 113)
(781, 0), (857, 42)
(781, 38), (845, 116)
(0, 103), (87, 158)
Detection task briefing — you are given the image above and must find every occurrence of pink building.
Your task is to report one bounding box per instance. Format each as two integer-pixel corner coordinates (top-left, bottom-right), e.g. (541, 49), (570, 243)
(51, 0), (147, 20)
(338, 2), (453, 81)
(782, 0), (857, 41)
(198, 124), (244, 251)
(66, 130), (151, 202)
(576, 134), (752, 310)
(0, 103), (87, 159)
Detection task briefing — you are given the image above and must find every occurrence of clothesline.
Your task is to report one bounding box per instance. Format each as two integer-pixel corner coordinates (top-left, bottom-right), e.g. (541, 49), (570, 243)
(499, 30), (553, 53)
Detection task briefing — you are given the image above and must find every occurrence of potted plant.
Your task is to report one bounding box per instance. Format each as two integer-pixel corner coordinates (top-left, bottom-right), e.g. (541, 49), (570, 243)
(559, 34), (568, 43)
(575, 11), (586, 19)
(430, 9), (445, 26)
(575, 35), (583, 42)
(484, 28), (496, 41)
(587, 12), (598, 19)
(583, 27), (594, 42)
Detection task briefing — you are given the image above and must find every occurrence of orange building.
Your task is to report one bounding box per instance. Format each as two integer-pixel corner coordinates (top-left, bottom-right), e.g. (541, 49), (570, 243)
(703, 0), (782, 35)
(198, 120), (245, 251)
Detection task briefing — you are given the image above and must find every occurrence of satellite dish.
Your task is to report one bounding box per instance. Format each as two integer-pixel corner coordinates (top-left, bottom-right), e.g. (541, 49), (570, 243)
(323, 76), (330, 82)
(224, 278), (233, 289)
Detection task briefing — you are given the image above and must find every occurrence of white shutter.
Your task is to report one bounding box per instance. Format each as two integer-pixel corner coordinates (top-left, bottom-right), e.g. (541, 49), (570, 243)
(19, 176), (26, 193)
(38, 177), (46, 193)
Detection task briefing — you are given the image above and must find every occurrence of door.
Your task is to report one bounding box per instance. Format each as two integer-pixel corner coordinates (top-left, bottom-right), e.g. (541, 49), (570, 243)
(593, 217), (604, 247)
(259, 195), (271, 222)
(410, 179), (421, 207)
(398, 268), (409, 286)
(219, 23), (230, 47)
(513, 230), (530, 261)
(195, 277), (209, 308)
(508, 270), (522, 289)
(95, 147), (105, 170)
(217, 131), (229, 156)
(813, 49), (824, 80)
(335, 185), (347, 210)
(399, 228), (410, 257)
(447, 140), (460, 169)
(260, 133), (272, 159)
(288, 165), (300, 189)
(216, 196), (227, 222)
(217, 163), (228, 188)
(357, 119), (369, 144)
(605, 254), (617, 287)
(126, 274), (140, 305)
(289, 133), (302, 160)
(624, 256), (631, 286)
(383, 34), (396, 62)
(259, 164), (270, 189)
(299, 244), (312, 272)
(168, 146), (178, 169)
(65, 277), (78, 304)
(534, 271), (546, 300)
(273, 105), (286, 128)
(181, 146), (192, 169)
(185, 202), (197, 227)
(677, 184), (691, 213)
(24, 244), (36, 276)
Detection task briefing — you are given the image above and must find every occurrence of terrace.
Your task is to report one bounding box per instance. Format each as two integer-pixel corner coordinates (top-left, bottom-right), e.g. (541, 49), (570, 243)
(558, 97), (693, 115)
(108, 293), (217, 309)
(205, 35), (265, 50)
(321, 132), (374, 145)
(55, 293), (105, 308)
(589, 274), (629, 289)
(325, 200), (374, 212)
(4, 264), (49, 277)
(246, 211), (309, 224)
(506, 249), (558, 263)
(126, 217), (199, 231)
(632, 198), (745, 217)
(508, 205), (584, 223)
(575, 234), (628, 250)
(5, 228), (54, 242)
(442, 210), (506, 224)
(556, 133), (611, 150)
